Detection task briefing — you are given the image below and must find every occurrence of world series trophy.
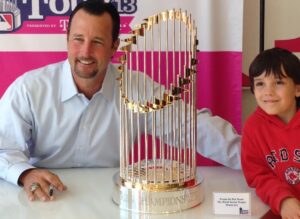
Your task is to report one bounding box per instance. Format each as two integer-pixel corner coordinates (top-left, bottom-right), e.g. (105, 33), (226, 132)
(112, 9), (204, 214)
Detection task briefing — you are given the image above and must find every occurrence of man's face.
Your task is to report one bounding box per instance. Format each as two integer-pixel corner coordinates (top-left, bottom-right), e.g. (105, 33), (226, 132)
(67, 10), (119, 81)
(254, 71), (300, 123)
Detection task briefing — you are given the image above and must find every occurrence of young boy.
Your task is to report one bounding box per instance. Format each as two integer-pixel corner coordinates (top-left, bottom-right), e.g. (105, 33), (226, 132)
(242, 47), (300, 218)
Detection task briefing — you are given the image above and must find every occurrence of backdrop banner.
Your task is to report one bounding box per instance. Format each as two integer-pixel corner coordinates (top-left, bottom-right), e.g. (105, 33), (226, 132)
(0, 0), (243, 166)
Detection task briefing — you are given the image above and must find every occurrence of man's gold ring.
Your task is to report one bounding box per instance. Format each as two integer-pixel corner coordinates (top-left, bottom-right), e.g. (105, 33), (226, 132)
(30, 182), (41, 193)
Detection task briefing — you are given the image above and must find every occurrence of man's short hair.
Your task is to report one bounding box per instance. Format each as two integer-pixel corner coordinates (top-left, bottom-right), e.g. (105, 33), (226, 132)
(67, 0), (120, 43)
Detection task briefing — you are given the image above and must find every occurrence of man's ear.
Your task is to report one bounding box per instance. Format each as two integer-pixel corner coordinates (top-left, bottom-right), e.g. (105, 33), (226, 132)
(112, 38), (120, 54)
(295, 84), (300, 97)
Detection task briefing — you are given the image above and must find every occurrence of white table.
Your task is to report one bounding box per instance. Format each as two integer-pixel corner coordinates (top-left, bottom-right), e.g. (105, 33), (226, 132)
(0, 167), (269, 219)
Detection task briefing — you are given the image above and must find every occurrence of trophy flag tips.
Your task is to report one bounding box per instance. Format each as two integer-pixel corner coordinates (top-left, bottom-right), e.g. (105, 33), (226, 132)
(113, 9), (204, 214)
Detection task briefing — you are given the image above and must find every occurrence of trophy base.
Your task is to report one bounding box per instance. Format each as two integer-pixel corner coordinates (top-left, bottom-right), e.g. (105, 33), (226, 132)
(112, 172), (204, 214)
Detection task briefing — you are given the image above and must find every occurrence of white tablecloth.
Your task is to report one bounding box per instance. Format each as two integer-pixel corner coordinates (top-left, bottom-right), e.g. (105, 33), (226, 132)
(0, 166), (269, 219)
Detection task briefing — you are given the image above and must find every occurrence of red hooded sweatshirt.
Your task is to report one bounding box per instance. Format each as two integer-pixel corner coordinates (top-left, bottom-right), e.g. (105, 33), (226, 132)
(242, 107), (300, 215)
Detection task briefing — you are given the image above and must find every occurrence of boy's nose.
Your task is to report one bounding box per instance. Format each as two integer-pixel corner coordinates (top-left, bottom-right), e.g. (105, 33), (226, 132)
(264, 85), (275, 96)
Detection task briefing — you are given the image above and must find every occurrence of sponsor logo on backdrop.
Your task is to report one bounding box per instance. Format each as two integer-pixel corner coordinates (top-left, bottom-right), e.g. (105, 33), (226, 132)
(0, 0), (136, 33)
(0, 12), (13, 31)
(0, 0), (21, 31)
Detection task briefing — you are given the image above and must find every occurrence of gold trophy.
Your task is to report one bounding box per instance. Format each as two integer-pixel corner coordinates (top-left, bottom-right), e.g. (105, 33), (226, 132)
(113, 9), (204, 214)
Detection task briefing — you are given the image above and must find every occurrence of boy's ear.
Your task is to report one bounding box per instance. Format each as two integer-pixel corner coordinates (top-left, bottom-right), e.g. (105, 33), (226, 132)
(296, 85), (300, 97)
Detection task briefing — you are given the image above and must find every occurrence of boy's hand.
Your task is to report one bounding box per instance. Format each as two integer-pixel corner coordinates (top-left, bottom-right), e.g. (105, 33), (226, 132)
(280, 197), (300, 219)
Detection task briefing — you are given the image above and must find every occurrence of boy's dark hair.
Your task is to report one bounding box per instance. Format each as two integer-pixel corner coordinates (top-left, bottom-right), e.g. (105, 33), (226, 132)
(249, 47), (300, 106)
(67, 0), (120, 44)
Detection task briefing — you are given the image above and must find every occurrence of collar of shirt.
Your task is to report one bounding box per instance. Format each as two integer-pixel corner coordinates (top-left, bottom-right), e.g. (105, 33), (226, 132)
(60, 60), (116, 103)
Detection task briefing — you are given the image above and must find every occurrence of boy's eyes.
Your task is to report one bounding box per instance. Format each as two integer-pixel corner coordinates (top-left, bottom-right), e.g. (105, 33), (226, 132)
(254, 82), (264, 87)
(254, 80), (285, 87)
(276, 80), (285, 85)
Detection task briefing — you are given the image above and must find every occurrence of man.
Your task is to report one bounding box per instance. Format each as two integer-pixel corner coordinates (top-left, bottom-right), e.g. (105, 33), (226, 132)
(0, 0), (240, 202)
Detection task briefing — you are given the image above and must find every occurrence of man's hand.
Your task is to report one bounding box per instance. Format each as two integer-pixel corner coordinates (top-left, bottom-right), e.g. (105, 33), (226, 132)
(19, 169), (67, 201)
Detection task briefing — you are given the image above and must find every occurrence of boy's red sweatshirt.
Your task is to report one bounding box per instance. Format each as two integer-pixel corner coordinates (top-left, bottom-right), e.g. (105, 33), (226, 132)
(242, 107), (300, 214)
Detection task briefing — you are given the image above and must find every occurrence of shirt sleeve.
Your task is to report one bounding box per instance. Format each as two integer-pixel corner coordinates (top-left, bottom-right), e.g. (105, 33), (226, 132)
(241, 124), (295, 214)
(0, 77), (35, 185)
(196, 108), (241, 169)
(142, 73), (241, 170)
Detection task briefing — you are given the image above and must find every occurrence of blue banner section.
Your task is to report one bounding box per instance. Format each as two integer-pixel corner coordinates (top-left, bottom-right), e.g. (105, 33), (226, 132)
(11, 0), (137, 21)
(0, 0), (137, 33)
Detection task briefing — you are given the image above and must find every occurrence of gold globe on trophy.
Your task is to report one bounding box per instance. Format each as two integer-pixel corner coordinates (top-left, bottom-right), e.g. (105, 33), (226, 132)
(113, 9), (204, 214)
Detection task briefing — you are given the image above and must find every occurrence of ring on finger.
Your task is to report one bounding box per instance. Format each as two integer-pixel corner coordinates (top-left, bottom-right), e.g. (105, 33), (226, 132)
(30, 182), (41, 193)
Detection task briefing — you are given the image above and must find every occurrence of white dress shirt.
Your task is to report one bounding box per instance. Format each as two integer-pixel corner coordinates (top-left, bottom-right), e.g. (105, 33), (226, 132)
(0, 60), (241, 186)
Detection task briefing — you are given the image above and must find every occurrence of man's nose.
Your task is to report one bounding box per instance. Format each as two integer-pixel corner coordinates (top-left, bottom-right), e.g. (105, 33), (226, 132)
(81, 42), (93, 57)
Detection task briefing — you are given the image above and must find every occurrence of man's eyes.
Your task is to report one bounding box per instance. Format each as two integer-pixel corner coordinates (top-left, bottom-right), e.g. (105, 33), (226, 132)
(72, 38), (104, 45)
(73, 37), (84, 42)
(93, 40), (104, 45)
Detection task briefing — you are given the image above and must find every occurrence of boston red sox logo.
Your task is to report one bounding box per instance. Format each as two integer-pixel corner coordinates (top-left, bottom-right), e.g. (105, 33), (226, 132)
(285, 167), (300, 185)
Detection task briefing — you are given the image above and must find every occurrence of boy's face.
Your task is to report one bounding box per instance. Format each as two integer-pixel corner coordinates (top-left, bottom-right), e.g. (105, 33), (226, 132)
(253, 71), (300, 123)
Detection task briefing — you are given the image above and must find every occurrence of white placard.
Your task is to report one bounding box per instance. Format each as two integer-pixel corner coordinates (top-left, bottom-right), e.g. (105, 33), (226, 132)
(213, 192), (251, 215)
